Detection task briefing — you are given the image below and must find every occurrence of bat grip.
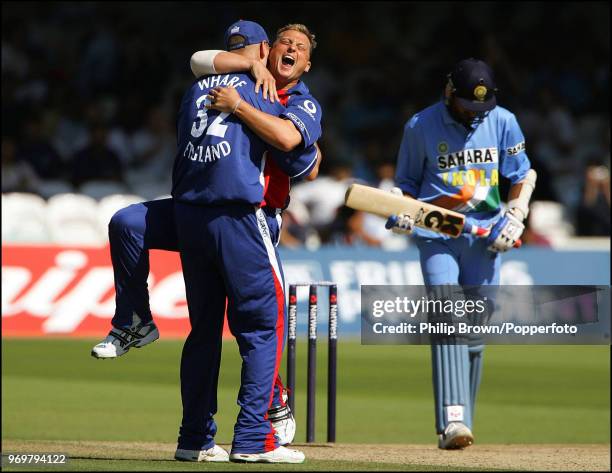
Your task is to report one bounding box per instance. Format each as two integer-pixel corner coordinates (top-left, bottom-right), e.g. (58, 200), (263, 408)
(463, 222), (522, 248)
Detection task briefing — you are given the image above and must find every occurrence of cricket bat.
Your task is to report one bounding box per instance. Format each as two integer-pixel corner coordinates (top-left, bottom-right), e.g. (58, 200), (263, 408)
(345, 184), (466, 237)
(344, 183), (521, 246)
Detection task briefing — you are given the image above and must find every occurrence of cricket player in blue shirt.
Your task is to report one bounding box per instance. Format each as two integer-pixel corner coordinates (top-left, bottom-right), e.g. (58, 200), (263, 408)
(91, 21), (321, 463)
(171, 21), (323, 464)
(387, 58), (536, 449)
(91, 22), (322, 454)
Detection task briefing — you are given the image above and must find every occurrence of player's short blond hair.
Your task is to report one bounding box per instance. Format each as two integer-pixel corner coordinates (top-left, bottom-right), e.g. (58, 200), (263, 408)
(276, 24), (317, 56)
(227, 34), (247, 49)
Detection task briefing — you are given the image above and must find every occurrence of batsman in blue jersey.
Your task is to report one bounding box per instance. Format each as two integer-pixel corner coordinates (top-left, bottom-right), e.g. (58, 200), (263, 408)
(387, 58), (536, 449)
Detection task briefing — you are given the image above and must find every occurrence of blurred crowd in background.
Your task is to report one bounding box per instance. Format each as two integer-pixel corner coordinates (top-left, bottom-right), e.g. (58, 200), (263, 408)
(2, 2), (610, 248)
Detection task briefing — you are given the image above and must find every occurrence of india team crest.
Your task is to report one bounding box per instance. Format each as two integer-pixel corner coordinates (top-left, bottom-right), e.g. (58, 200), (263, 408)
(437, 142), (449, 154)
(473, 85), (487, 101)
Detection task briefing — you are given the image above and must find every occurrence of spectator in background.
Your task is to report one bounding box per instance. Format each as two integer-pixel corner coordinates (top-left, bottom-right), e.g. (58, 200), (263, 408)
(325, 207), (382, 247)
(290, 156), (354, 235)
(351, 138), (386, 183)
(2, 22), (30, 81)
(373, 158), (396, 191)
(576, 158), (611, 236)
(2, 135), (41, 193)
(520, 87), (581, 209)
(518, 87), (576, 165)
(77, 22), (120, 97)
(50, 95), (89, 161)
(278, 198), (313, 248)
(16, 116), (64, 180)
(361, 159), (410, 250)
(0, 2), (608, 239)
(127, 106), (175, 189)
(71, 122), (124, 188)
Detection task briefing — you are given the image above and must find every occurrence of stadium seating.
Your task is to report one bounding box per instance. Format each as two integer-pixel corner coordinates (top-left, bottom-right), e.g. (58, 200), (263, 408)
(97, 194), (146, 235)
(1, 193), (51, 243)
(79, 180), (131, 201)
(46, 193), (106, 245)
(128, 180), (172, 201)
(37, 179), (76, 199)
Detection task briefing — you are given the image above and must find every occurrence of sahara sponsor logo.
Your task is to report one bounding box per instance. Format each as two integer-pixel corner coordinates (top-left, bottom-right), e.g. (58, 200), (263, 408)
(506, 141), (526, 156)
(437, 147), (498, 170)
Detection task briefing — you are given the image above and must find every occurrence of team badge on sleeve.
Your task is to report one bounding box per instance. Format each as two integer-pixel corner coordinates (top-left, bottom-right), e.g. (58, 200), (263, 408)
(302, 100), (317, 114)
(297, 99), (317, 119)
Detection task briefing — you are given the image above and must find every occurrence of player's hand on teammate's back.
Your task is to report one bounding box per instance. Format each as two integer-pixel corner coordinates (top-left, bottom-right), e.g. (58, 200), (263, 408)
(486, 208), (525, 253)
(249, 60), (279, 102)
(207, 86), (242, 113)
(385, 187), (415, 235)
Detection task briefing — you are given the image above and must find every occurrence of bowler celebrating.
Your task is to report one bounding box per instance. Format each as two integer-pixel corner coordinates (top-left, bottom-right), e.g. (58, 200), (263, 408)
(170, 21), (321, 464)
(90, 22), (322, 452)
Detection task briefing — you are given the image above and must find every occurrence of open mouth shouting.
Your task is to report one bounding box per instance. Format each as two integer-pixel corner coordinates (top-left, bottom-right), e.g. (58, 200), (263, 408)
(270, 31), (312, 85)
(281, 54), (296, 71)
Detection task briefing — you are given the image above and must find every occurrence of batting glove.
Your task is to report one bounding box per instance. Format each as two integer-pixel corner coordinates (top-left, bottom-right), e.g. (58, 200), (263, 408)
(486, 208), (525, 253)
(385, 213), (415, 235)
(385, 187), (415, 235)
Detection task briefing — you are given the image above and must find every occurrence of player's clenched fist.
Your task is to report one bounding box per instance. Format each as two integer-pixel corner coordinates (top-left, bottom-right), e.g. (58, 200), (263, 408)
(206, 86), (243, 114)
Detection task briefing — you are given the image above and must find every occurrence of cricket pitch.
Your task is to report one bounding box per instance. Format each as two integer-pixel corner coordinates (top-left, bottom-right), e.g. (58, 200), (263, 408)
(2, 440), (609, 471)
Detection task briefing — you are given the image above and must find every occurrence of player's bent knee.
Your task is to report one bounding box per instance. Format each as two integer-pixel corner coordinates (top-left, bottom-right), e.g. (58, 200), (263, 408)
(108, 205), (143, 238)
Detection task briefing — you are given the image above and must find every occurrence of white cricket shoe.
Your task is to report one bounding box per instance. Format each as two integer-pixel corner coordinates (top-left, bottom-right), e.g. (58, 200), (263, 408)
(229, 446), (305, 464)
(91, 316), (159, 359)
(268, 389), (296, 445)
(175, 445), (229, 462)
(438, 422), (474, 449)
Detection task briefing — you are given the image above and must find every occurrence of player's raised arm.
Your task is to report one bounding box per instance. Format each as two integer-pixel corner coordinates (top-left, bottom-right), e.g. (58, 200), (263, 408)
(190, 50), (224, 76)
(190, 50), (279, 102)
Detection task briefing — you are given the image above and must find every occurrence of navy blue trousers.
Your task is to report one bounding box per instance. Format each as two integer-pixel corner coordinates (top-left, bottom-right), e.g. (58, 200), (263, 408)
(107, 198), (287, 451)
(174, 201), (286, 453)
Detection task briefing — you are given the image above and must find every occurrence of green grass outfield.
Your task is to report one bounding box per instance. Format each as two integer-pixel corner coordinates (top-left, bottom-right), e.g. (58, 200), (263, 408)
(2, 339), (610, 471)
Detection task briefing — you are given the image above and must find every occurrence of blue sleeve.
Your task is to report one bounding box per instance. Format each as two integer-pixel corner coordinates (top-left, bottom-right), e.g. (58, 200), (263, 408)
(499, 112), (530, 184)
(395, 115), (426, 197)
(280, 96), (322, 148)
(247, 88), (318, 177)
(244, 88), (285, 115)
(268, 144), (318, 180)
